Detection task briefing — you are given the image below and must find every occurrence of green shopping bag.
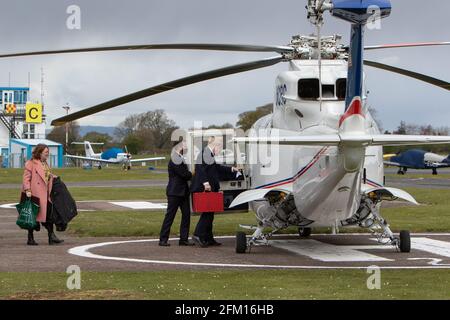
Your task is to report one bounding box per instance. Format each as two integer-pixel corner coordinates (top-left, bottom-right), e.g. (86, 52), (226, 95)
(16, 198), (40, 230)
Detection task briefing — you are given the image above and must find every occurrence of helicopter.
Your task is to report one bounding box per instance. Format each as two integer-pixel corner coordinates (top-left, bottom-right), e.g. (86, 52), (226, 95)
(2, 0), (449, 254)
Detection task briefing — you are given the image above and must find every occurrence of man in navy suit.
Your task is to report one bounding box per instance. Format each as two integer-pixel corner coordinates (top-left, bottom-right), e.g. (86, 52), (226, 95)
(191, 136), (239, 247)
(159, 140), (194, 246)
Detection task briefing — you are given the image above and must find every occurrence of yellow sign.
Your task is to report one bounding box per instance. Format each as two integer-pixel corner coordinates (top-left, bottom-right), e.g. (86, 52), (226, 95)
(25, 103), (43, 123)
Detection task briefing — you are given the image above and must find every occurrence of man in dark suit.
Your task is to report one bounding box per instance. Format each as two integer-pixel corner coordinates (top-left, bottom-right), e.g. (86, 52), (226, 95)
(191, 136), (239, 247)
(159, 140), (194, 246)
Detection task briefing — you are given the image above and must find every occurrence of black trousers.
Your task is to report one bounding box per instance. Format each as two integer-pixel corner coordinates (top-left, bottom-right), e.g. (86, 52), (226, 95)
(194, 212), (215, 242)
(159, 196), (191, 242)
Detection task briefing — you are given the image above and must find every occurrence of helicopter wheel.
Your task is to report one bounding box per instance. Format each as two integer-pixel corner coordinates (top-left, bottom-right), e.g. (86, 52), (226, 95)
(97, 166), (102, 170)
(127, 165), (131, 170)
(398, 230), (411, 253)
(432, 168), (438, 175)
(298, 227), (312, 237)
(397, 169), (404, 175)
(236, 232), (247, 254)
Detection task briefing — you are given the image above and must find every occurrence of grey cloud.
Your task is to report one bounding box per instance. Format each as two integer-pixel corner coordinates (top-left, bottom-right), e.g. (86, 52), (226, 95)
(0, 0), (448, 131)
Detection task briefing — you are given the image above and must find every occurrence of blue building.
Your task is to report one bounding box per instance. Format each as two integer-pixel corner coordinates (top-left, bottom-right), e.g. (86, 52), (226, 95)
(9, 139), (63, 168)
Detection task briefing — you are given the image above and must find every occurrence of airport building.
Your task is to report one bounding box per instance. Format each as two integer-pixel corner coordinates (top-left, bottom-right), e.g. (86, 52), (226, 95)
(0, 86), (61, 168)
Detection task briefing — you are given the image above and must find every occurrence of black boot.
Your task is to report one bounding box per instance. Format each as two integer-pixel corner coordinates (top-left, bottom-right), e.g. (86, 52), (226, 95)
(45, 223), (64, 245)
(27, 230), (38, 246)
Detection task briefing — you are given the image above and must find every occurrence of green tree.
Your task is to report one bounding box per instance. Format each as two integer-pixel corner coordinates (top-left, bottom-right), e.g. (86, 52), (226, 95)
(82, 131), (113, 147)
(122, 135), (144, 155)
(236, 103), (272, 131)
(47, 121), (80, 153)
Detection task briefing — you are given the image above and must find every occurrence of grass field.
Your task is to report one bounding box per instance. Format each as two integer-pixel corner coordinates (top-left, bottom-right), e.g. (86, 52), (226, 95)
(2, 172), (450, 300)
(0, 187), (166, 203)
(0, 269), (449, 300)
(65, 187), (450, 237)
(0, 167), (167, 184)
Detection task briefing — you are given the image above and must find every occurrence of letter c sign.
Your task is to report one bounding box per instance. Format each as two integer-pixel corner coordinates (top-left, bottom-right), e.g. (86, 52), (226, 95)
(25, 103), (43, 124)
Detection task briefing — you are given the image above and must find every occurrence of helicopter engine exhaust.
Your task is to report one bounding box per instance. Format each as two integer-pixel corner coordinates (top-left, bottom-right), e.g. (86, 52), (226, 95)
(251, 193), (313, 229)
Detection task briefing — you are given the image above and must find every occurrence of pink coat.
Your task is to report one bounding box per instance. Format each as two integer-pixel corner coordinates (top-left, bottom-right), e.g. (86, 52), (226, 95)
(22, 159), (54, 222)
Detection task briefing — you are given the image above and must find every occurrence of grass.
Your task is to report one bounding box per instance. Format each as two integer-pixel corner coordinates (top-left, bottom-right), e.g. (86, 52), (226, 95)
(2, 186), (450, 300)
(386, 173), (450, 180)
(0, 187), (166, 203)
(67, 187), (450, 237)
(69, 210), (255, 237)
(0, 167), (167, 184)
(0, 270), (449, 300)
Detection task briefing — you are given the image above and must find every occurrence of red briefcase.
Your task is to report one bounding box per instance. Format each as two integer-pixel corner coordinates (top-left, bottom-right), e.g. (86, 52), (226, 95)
(192, 191), (224, 213)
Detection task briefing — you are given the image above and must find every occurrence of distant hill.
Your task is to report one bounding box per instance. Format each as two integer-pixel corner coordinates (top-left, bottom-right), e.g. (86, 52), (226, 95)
(78, 126), (117, 138)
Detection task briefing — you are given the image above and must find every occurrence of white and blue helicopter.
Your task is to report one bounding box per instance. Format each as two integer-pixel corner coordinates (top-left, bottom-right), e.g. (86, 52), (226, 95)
(3, 0), (449, 253)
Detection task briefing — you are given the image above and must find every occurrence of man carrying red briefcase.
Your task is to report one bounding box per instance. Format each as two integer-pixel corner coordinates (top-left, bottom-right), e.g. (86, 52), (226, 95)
(191, 136), (239, 248)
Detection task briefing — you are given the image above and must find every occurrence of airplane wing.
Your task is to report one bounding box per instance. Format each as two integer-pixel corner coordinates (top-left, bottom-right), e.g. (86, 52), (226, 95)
(383, 161), (401, 167)
(233, 134), (450, 147)
(64, 155), (118, 164)
(428, 162), (450, 168)
(129, 157), (165, 163)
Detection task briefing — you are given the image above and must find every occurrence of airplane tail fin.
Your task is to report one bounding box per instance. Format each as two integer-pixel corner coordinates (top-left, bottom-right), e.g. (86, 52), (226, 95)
(71, 141), (103, 157)
(84, 141), (95, 157)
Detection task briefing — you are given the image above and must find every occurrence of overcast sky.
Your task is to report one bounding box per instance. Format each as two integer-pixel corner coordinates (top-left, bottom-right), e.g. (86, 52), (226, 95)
(0, 0), (448, 131)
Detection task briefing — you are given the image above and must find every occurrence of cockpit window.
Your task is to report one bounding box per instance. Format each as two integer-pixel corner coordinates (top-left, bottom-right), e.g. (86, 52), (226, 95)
(336, 78), (346, 100)
(298, 79), (320, 100)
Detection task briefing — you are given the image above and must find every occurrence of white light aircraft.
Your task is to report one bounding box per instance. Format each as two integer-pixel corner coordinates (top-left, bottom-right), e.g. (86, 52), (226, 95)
(65, 141), (165, 170)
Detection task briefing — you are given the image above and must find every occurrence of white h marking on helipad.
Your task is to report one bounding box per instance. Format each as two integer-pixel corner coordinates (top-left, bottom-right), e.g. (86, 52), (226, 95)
(270, 239), (393, 262)
(411, 238), (450, 257)
(109, 201), (167, 209)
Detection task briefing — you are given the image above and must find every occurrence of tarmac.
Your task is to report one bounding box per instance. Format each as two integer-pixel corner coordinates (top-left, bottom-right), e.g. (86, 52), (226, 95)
(1, 169), (450, 272)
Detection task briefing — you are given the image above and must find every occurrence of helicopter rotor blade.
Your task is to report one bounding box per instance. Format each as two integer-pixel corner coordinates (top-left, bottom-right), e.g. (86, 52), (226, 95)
(363, 60), (450, 91)
(51, 55), (285, 126)
(365, 41), (450, 51)
(0, 43), (294, 59)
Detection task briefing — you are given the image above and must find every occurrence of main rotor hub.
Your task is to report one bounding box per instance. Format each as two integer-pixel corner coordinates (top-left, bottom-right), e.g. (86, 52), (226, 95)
(287, 34), (348, 60)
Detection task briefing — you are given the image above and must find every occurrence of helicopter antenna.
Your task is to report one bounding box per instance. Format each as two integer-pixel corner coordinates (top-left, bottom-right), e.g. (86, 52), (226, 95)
(317, 24), (323, 112)
(307, 1), (331, 112)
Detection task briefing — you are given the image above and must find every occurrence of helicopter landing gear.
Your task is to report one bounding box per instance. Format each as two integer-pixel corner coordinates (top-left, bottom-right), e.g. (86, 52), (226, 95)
(432, 168), (438, 175)
(97, 165), (102, 170)
(236, 232), (247, 254)
(399, 230), (411, 253)
(363, 208), (410, 252)
(298, 227), (312, 237)
(236, 225), (279, 253)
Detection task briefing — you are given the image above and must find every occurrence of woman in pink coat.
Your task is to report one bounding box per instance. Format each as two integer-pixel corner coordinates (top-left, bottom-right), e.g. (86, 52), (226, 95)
(22, 144), (64, 246)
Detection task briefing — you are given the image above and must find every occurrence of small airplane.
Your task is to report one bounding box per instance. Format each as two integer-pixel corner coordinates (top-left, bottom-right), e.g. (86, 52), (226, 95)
(65, 141), (165, 170)
(384, 149), (450, 175)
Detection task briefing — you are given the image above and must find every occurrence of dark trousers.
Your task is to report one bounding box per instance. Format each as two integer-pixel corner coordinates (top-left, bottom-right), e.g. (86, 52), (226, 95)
(159, 196), (191, 242)
(194, 212), (215, 242)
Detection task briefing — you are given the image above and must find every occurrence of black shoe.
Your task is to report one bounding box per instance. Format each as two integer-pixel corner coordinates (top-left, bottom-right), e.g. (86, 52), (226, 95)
(208, 239), (222, 246)
(159, 241), (170, 247)
(48, 232), (64, 245)
(179, 240), (195, 246)
(192, 236), (209, 248)
(27, 231), (38, 246)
